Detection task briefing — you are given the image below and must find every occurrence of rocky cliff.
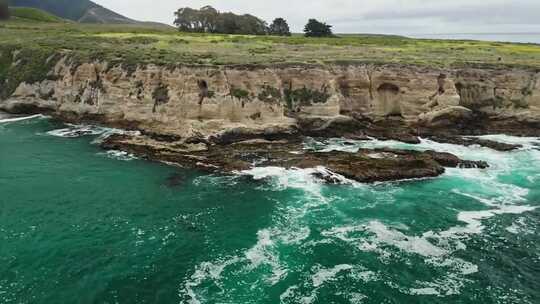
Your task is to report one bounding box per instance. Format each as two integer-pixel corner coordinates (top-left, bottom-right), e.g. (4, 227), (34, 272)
(3, 52), (539, 182)
(2, 52), (540, 141)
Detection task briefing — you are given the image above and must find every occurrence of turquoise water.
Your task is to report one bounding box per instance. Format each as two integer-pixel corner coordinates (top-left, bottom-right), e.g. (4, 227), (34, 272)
(1, 115), (539, 304)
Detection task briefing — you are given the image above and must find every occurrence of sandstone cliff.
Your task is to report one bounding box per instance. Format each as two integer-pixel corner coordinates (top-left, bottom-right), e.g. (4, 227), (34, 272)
(1, 51), (540, 140)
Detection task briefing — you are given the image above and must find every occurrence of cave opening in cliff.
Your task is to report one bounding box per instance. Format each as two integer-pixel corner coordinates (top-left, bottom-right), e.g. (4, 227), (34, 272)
(377, 83), (402, 117)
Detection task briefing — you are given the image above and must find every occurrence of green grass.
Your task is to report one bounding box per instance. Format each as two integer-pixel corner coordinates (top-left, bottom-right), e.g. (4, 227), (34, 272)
(8, 7), (68, 23)
(1, 18), (540, 75)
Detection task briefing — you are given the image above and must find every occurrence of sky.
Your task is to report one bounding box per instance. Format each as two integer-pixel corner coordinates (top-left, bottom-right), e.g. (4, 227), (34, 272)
(93, 0), (540, 35)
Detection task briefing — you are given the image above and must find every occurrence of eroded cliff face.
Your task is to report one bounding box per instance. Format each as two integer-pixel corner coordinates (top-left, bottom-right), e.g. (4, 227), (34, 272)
(2, 53), (540, 139)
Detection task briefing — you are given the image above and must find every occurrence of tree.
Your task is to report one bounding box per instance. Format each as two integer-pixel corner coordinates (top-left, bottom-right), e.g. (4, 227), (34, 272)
(233, 14), (268, 35)
(216, 12), (241, 34)
(269, 18), (291, 36)
(304, 19), (333, 37)
(198, 5), (219, 32)
(174, 7), (204, 32)
(0, 0), (9, 20)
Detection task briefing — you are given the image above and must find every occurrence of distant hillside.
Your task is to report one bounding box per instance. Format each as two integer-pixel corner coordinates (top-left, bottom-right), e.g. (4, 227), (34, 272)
(9, 6), (67, 22)
(8, 0), (137, 24)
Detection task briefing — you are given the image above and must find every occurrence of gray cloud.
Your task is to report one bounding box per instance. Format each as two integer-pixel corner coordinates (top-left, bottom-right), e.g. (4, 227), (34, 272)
(93, 0), (540, 35)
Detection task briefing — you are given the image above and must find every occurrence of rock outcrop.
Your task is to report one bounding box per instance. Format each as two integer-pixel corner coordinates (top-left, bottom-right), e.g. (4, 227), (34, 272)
(418, 106), (473, 128)
(101, 134), (489, 183)
(1, 54), (539, 142)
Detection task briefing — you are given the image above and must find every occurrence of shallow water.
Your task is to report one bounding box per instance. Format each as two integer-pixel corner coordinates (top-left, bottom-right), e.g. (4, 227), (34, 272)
(1, 116), (539, 304)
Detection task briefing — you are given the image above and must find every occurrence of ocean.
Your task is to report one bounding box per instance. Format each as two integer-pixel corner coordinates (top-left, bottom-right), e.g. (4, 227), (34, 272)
(1, 115), (539, 304)
(411, 33), (540, 44)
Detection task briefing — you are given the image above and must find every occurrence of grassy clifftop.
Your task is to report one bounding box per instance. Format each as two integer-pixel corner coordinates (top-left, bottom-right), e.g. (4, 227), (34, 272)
(1, 18), (540, 70)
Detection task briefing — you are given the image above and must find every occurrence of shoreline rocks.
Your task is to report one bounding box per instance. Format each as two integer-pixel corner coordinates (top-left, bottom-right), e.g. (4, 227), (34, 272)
(101, 133), (490, 184)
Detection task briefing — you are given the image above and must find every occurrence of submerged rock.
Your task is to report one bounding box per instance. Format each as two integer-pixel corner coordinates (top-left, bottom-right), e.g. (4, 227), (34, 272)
(164, 173), (186, 188)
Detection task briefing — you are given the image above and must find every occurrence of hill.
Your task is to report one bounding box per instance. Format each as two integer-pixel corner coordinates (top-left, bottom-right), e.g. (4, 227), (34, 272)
(8, 6), (66, 22)
(8, 0), (136, 24)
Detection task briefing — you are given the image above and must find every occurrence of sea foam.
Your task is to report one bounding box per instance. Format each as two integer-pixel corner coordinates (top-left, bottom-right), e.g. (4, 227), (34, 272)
(0, 114), (46, 124)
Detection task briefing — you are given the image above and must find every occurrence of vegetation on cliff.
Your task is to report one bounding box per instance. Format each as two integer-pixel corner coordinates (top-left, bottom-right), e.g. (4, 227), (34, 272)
(1, 19), (539, 69)
(0, 44), (59, 99)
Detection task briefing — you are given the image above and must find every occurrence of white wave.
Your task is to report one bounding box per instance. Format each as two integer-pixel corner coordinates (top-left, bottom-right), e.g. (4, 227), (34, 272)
(181, 256), (241, 304)
(409, 287), (440, 296)
(279, 285), (299, 303)
(240, 166), (323, 193)
(280, 265), (377, 304)
(180, 228), (288, 302)
(245, 229), (287, 285)
(408, 273), (467, 297)
(304, 137), (408, 153)
(349, 268), (380, 283)
(280, 226), (311, 245)
(433, 188), (536, 237)
(348, 292), (368, 304)
(449, 206), (535, 236)
(427, 257), (478, 275)
(322, 221), (448, 258)
(283, 264), (358, 304)
(47, 124), (108, 138)
(45, 123), (140, 142)
(311, 264), (353, 287)
(0, 114), (46, 124)
(526, 174), (540, 184)
(320, 218), (497, 297)
(99, 150), (137, 161)
(239, 166), (362, 191)
(506, 217), (534, 235)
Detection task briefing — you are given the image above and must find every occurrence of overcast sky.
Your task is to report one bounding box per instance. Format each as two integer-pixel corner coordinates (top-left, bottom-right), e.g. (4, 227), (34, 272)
(93, 0), (540, 35)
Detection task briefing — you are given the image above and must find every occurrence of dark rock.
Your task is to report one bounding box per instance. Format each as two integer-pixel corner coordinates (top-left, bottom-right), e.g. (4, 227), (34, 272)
(311, 171), (345, 184)
(101, 134), (488, 184)
(298, 115), (420, 144)
(424, 150), (489, 169)
(209, 127), (299, 145)
(427, 135), (522, 152)
(141, 131), (182, 143)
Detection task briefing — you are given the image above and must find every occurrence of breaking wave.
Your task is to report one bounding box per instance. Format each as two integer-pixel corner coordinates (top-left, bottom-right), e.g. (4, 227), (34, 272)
(98, 150), (138, 161)
(0, 114), (47, 124)
(45, 123), (140, 142)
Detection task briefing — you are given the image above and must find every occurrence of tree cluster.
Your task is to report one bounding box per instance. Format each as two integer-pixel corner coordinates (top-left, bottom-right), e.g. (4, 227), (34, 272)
(0, 0), (9, 20)
(174, 6), (270, 35)
(173, 6), (334, 38)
